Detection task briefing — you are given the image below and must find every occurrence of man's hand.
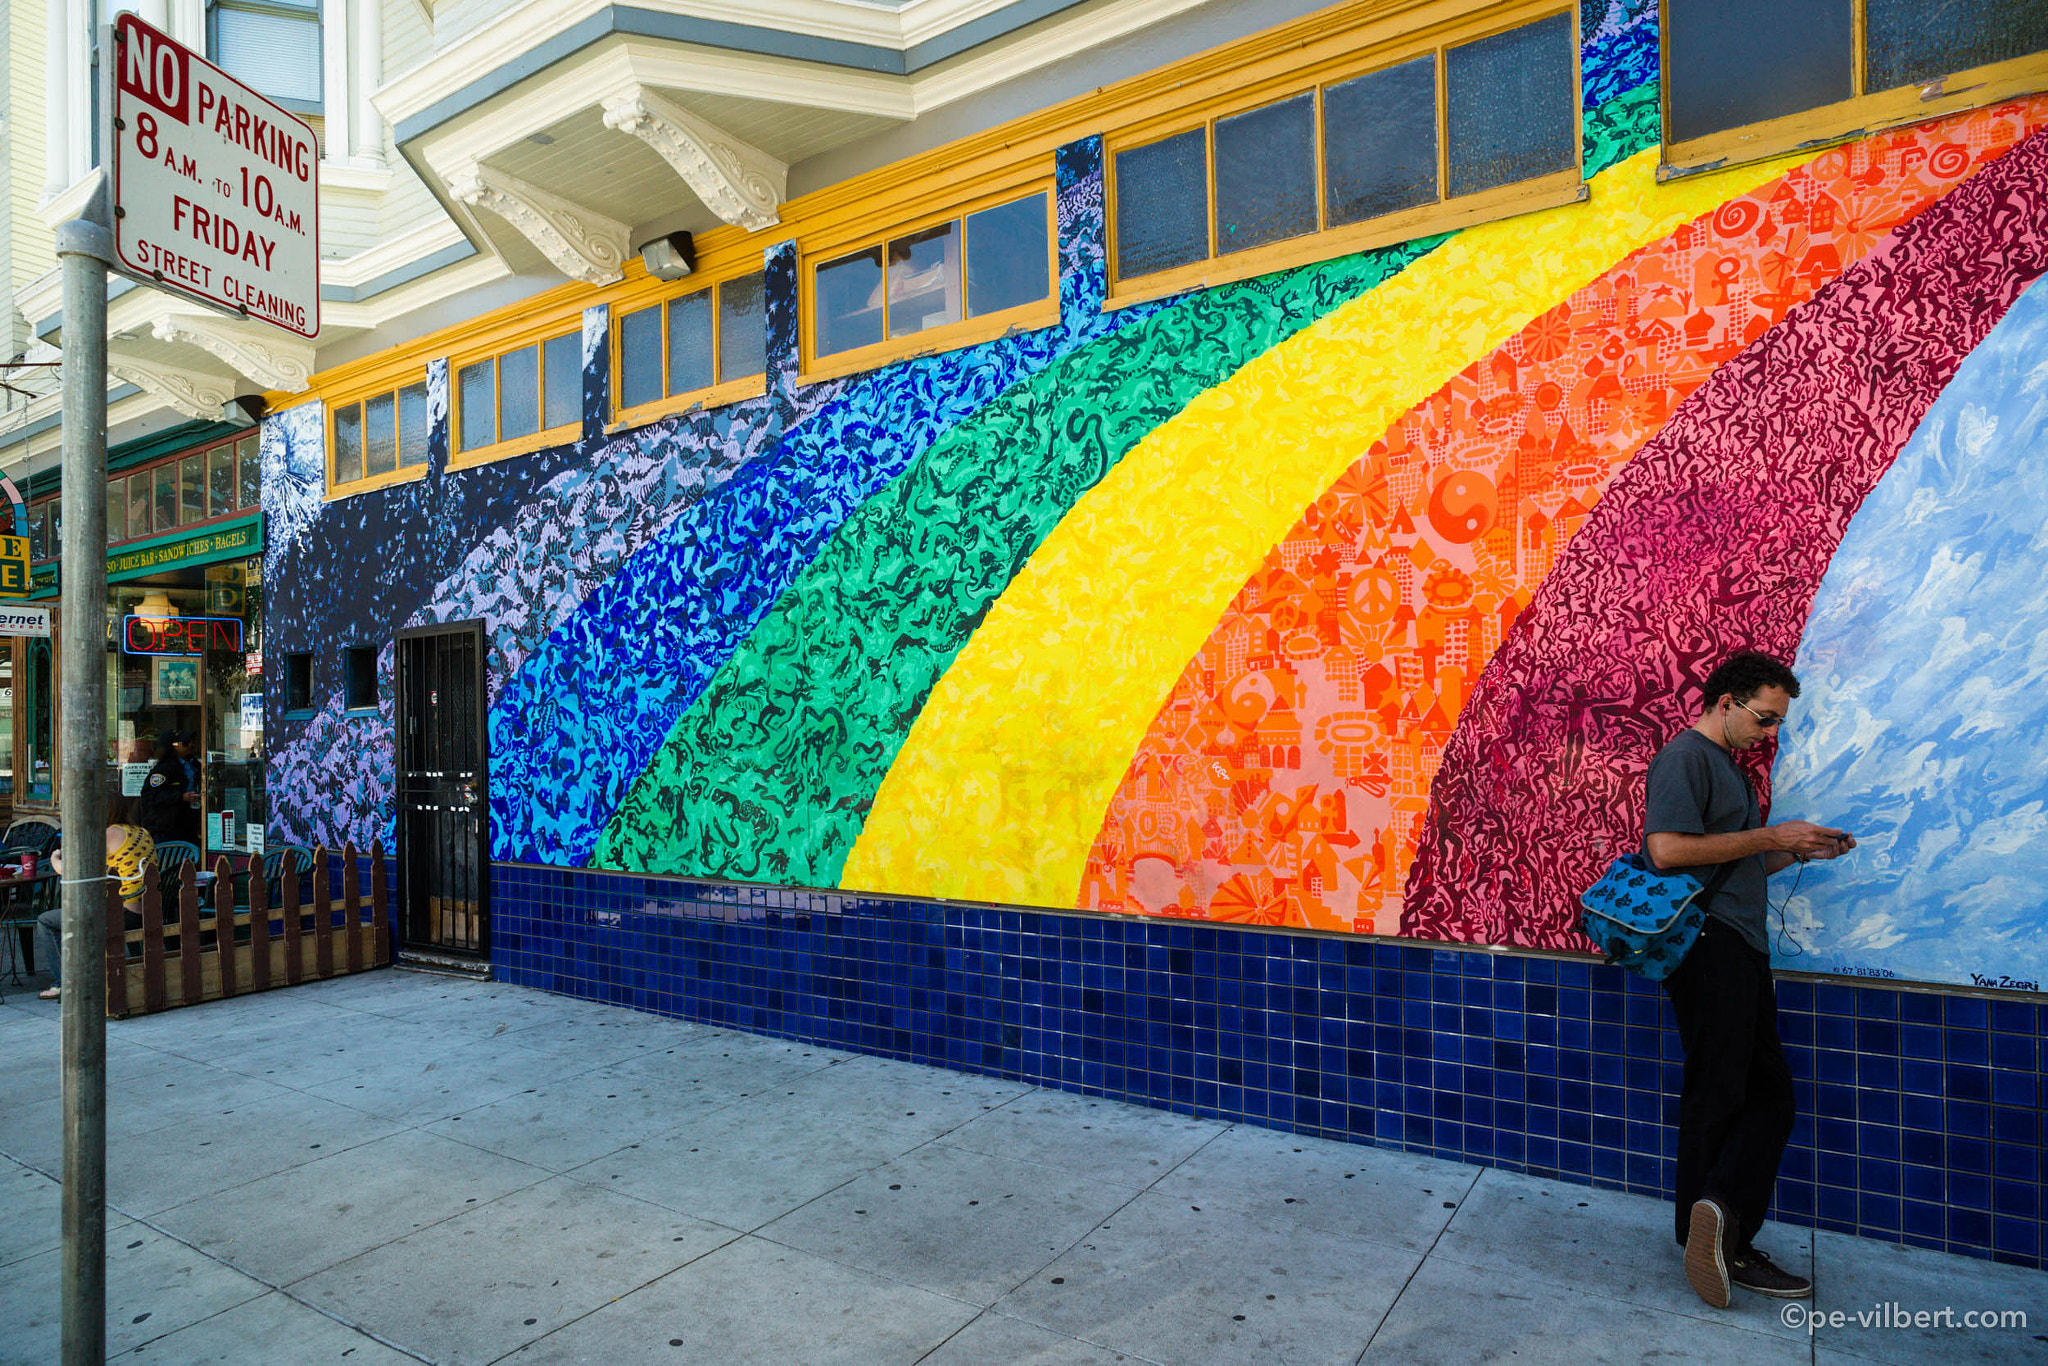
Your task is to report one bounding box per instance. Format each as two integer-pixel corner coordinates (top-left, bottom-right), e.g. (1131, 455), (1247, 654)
(1770, 820), (1854, 860)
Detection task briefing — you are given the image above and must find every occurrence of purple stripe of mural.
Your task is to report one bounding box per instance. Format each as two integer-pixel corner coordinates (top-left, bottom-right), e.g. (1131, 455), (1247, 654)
(1402, 126), (2048, 948)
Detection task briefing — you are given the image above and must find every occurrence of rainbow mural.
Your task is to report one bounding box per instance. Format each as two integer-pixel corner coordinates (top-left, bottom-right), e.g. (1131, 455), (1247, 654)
(264, 0), (2048, 996)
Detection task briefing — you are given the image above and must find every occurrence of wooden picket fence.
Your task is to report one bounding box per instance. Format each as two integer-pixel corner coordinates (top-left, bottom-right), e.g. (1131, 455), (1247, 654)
(102, 841), (393, 1018)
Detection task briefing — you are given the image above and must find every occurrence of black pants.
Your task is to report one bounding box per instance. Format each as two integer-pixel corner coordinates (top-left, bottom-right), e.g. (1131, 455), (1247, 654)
(1661, 916), (1796, 1250)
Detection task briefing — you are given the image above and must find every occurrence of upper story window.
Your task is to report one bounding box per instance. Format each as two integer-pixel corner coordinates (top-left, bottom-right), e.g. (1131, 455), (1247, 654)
(330, 381), (431, 495)
(23, 432), (260, 565)
(805, 187), (1055, 380)
(613, 271), (765, 425)
(208, 0), (323, 113)
(451, 329), (581, 467)
(1108, 6), (1579, 306)
(1664, 0), (2048, 175)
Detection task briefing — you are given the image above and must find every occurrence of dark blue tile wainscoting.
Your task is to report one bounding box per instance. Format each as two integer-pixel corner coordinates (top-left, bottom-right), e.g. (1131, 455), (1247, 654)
(487, 862), (2046, 1269)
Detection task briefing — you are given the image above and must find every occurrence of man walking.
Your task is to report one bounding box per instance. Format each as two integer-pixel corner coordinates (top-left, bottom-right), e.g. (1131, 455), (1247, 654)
(1642, 650), (1855, 1308)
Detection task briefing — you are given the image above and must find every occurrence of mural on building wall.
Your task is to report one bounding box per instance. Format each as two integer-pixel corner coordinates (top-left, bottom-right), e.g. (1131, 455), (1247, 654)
(261, 0), (2048, 993)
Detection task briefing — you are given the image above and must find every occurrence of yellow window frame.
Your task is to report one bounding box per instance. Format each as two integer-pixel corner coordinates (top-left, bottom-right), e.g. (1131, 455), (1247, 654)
(325, 377), (434, 499)
(1104, 1), (1583, 310)
(607, 266), (771, 432)
(1660, 1), (2048, 179)
(800, 177), (1061, 385)
(447, 327), (586, 471)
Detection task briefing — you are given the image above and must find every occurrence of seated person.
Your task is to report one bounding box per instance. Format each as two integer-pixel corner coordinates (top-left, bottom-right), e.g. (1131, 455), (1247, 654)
(35, 795), (154, 1001)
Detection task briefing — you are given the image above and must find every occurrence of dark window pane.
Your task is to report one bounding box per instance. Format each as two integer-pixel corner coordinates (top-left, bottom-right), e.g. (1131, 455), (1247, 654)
(1115, 129), (1209, 278)
(965, 193), (1050, 317)
(1215, 93), (1317, 255)
(334, 402), (364, 484)
(815, 249), (884, 358)
(237, 435), (259, 508)
(718, 273), (766, 382)
(107, 478), (126, 544)
(458, 360), (495, 451)
(364, 391), (398, 476)
(1866, 0), (2048, 91)
(1666, 0), (1852, 143)
(397, 383), (430, 467)
(618, 306), (661, 409)
(1325, 56), (1439, 227)
(1447, 13), (1576, 197)
(344, 646), (377, 710)
(154, 464), (178, 531)
(887, 222), (961, 338)
(207, 446), (234, 518)
(47, 499), (57, 554)
(498, 345), (540, 442)
(668, 290), (713, 394)
(543, 332), (581, 430)
(180, 455), (205, 523)
(128, 473), (151, 537)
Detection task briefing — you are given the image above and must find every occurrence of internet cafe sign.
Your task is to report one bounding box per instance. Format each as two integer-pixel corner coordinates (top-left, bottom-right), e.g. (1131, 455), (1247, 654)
(109, 12), (318, 337)
(0, 604), (53, 637)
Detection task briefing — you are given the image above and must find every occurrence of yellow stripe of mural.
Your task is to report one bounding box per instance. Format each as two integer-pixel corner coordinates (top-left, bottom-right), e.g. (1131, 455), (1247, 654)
(843, 144), (1803, 908)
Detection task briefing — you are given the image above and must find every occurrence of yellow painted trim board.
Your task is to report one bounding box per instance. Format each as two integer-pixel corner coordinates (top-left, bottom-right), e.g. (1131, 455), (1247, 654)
(842, 144), (1804, 908)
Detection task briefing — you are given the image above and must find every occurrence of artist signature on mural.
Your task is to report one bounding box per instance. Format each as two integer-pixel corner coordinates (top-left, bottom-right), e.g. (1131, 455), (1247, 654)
(1971, 972), (2042, 992)
(1827, 963), (1901, 981)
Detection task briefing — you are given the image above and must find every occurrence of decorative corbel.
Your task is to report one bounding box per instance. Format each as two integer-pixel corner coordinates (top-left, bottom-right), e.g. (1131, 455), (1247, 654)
(446, 162), (629, 286)
(601, 86), (786, 232)
(148, 312), (315, 393)
(106, 354), (238, 421)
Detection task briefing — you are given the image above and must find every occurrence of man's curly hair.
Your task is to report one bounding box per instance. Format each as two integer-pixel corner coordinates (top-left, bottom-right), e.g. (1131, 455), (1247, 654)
(1700, 650), (1801, 708)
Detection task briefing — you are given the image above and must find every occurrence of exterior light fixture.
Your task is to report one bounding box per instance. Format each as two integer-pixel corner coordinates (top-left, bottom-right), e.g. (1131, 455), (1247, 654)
(640, 231), (695, 281)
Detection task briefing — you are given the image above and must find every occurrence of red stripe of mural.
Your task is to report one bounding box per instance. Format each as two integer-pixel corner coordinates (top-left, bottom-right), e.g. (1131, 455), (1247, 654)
(1402, 124), (2048, 948)
(1080, 99), (2048, 935)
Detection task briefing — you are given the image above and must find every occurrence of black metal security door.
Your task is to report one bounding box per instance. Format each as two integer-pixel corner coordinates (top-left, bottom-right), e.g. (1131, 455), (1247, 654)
(396, 623), (488, 958)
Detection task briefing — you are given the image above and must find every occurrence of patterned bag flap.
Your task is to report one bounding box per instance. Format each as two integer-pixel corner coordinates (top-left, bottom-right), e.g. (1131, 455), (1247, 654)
(1579, 851), (1704, 937)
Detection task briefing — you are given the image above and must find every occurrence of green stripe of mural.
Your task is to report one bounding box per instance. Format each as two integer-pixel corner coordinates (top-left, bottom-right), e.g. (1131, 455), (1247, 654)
(593, 84), (1660, 883)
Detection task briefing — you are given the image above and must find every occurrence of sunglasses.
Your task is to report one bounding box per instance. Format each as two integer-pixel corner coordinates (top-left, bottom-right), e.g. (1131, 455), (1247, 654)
(1735, 700), (1785, 729)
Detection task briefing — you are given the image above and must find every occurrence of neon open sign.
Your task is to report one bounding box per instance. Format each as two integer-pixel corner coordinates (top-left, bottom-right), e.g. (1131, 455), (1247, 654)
(123, 614), (243, 655)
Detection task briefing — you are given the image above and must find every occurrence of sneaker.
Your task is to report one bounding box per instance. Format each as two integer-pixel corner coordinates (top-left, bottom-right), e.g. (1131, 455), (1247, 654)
(37, 986), (60, 1000)
(1730, 1246), (1811, 1299)
(1683, 1198), (1731, 1308)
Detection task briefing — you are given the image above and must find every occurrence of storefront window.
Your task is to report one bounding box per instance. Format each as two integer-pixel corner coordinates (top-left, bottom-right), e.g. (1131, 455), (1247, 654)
(107, 555), (267, 855)
(25, 637), (52, 801)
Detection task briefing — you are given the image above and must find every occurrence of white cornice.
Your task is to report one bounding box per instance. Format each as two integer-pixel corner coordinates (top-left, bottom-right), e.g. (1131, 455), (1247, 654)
(143, 307), (319, 393)
(379, 0), (1057, 125)
(321, 217), (470, 289)
(318, 252), (512, 333)
(907, 0), (1214, 113)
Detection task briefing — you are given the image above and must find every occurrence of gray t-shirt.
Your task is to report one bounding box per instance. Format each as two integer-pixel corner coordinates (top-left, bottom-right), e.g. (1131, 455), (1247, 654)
(1641, 729), (1768, 954)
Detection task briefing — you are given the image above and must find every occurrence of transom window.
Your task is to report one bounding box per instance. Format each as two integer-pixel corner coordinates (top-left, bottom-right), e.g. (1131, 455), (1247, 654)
(28, 431), (261, 562)
(331, 382), (432, 493)
(1663, 0), (2048, 173)
(455, 330), (583, 461)
(807, 189), (1054, 376)
(613, 271), (766, 422)
(1109, 8), (1580, 303)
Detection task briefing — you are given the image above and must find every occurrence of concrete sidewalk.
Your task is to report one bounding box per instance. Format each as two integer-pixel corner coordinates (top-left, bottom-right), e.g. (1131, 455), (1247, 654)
(1, 969), (2041, 1365)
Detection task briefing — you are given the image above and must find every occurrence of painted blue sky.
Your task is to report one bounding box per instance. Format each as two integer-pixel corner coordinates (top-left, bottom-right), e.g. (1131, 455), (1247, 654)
(1771, 275), (2048, 992)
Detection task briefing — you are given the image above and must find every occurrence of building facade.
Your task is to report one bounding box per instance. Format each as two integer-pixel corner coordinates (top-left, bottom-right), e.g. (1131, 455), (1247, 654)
(10, 0), (2048, 1271)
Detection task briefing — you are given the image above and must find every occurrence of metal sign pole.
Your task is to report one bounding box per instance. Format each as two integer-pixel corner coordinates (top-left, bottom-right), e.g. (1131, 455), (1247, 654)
(55, 205), (113, 1366)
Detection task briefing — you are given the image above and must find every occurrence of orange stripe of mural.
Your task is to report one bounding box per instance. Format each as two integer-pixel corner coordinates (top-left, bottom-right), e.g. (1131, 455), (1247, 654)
(843, 143), (1807, 907)
(1079, 97), (2048, 935)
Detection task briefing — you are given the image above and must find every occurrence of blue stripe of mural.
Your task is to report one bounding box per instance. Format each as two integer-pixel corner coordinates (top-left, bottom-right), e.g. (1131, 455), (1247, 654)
(1580, 0), (1657, 110)
(486, 137), (1152, 867)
